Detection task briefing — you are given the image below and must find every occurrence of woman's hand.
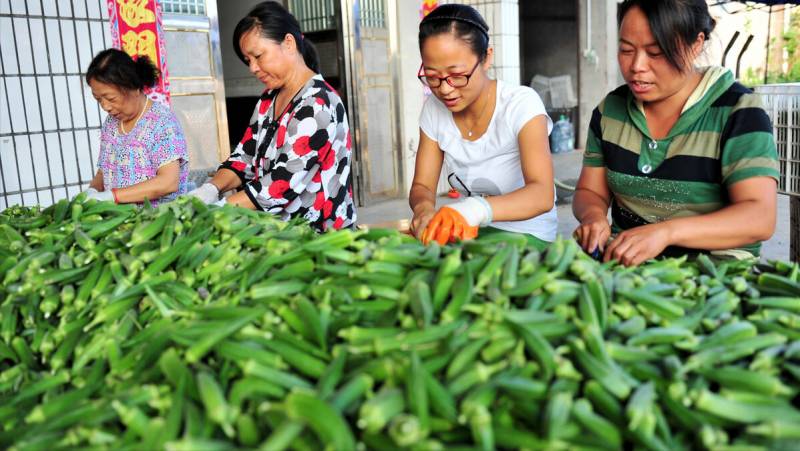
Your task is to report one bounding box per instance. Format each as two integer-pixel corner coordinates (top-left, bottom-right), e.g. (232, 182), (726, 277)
(410, 205), (436, 239)
(86, 189), (114, 203)
(603, 222), (671, 266)
(187, 183), (220, 204)
(420, 197), (492, 245)
(573, 213), (611, 255)
(409, 130), (444, 240)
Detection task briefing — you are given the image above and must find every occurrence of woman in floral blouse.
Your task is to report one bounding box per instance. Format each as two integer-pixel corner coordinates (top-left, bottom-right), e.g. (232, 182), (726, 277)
(85, 49), (188, 206)
(188, 1), (357, 232)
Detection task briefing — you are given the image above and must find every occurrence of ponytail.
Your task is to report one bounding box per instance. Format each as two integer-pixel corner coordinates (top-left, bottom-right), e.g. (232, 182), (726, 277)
(134, 56), (159, 88)
(86, 49), (159, 91)
(300, 38), (319, 73)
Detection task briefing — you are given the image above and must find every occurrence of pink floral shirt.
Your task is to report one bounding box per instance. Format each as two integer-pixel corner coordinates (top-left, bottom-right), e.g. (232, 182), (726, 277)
(98, 101), (188, 205)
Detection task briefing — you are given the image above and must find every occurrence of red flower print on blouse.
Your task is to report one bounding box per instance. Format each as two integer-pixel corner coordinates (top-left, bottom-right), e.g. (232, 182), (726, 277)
(293, 136), (312, 156)
(268, 179), (291, 199)
(259, 99), (271, 115)
(240, 127), (253, 144)
(276, 125), (287, 148)
(313, 191), (325, 211)
(319, 142), (335, 170)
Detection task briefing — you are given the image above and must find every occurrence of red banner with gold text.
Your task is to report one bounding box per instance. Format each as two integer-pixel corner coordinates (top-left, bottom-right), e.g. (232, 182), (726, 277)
(107, 0), (171, 104)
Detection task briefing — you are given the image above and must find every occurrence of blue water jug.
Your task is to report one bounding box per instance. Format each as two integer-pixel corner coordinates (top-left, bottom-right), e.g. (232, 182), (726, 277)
(550, 114), (574, 154)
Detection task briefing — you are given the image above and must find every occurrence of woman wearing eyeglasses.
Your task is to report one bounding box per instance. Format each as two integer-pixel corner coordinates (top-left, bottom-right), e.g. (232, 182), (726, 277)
(409, 4), (557, 249)
(187, 2), (356, 232)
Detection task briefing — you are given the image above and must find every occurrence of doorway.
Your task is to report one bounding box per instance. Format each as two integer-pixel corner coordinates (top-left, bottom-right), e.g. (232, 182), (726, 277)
(519, 0), (580, 131)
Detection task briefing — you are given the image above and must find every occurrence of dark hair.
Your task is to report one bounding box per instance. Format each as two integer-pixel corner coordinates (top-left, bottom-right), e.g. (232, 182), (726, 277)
(85, 49), (158, 91)
(233, 1), (319, 73)
(618, 0), (716, 72)
(419, 4), (490, 61)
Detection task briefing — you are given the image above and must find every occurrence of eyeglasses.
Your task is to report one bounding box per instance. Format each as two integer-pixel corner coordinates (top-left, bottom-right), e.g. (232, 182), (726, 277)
(418, 60), (481, 88)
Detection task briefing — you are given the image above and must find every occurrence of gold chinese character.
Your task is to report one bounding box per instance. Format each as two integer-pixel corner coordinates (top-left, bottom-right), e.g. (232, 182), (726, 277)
(122, 30), (158, 69)
(117, 0), (155, 28)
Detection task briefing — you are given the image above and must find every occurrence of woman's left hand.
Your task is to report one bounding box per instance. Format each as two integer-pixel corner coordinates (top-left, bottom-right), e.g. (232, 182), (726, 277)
(87, 189), (115, 203)
(603, 223), (672, 266)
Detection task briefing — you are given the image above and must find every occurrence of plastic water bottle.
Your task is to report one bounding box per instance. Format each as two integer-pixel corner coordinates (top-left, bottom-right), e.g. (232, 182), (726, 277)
(550, 114), (574, 154)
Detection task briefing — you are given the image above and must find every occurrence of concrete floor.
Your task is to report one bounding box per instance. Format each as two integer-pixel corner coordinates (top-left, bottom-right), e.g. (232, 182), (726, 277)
(358, 151), (794, 262)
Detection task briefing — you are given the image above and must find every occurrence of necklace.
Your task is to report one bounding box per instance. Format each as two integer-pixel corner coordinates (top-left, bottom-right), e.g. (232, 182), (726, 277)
(120, 97), (149, 135)
(463, 83), (492, 138)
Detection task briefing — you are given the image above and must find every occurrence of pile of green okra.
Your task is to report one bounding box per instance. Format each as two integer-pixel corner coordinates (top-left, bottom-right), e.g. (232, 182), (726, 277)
(1, 193), (799, 450)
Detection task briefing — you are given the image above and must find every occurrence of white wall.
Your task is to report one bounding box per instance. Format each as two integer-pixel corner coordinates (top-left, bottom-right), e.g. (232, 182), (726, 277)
(0, 0), (110, 208)
(394, 1), (426, 194)
(577, 0), (621, 147)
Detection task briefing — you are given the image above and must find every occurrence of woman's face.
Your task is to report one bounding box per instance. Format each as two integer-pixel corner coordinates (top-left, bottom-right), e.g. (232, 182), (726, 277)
(239, 29), (293, 90)
(89, 79), (140, 121)
(617, 5), (700, 104)
(420, 33), (492, 113)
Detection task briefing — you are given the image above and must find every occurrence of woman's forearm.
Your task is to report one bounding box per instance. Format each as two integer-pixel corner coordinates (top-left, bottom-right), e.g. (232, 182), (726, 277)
(114, 174), (178, 204)
(210, 169), (243, 193)
(225, 190), (257, 210)
(664, 199), (775, 250)
(487, 181), (554, 222)
(410, 183), (437, 215)
(572, 188), (610, 224)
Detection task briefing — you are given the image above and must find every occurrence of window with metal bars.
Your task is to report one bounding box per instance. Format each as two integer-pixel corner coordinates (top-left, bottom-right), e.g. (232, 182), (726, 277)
(160, 0), (205, 16)
(0, 0), (111, 209)
(288, 0), (336, 32)
(288, 0), (386, 32)
(359, 0), (385, 29)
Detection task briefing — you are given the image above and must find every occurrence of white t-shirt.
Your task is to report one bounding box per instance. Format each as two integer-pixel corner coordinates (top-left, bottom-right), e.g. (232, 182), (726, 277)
(419, 80), (558, 242)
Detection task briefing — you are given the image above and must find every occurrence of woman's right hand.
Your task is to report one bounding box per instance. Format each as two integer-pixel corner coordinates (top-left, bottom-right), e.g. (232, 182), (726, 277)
(410, 206), (436, 239)
(573, 214), (611, 254)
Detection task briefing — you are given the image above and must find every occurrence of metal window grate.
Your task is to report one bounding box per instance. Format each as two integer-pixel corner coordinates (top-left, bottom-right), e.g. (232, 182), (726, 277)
(288, 0), (337, 32)
(757, 85), (800, 197)
(160, 0), (205, 16)
(0, 0), (111, 209)
(289, 0), (385, 31)
(360, 0), (385, 29)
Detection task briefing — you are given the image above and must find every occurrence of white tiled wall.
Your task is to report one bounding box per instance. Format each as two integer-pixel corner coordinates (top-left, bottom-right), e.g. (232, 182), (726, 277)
(451, 0), (521, 86)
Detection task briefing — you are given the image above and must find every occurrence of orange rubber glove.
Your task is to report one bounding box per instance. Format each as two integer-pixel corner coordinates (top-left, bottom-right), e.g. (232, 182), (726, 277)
(421, 197), (493, 245)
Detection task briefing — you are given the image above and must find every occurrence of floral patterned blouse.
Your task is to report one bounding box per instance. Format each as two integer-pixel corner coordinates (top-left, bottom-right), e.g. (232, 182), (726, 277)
(98, 100), (189, 206)
(219, 74), (357, 232)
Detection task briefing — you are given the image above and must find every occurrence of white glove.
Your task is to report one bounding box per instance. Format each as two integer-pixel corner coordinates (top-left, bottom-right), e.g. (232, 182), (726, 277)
(447, 196), (493, 227)
(87, 189), (115, 203)
(186, 182), (219, 204)
(213, 198), (228, 207)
